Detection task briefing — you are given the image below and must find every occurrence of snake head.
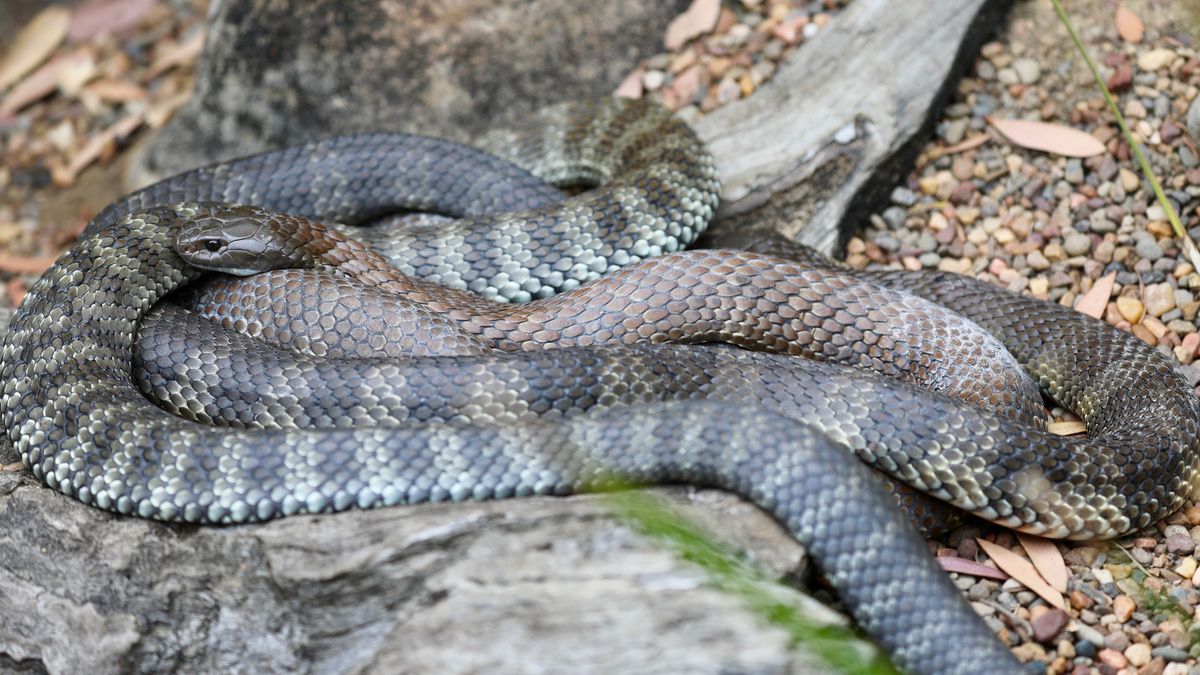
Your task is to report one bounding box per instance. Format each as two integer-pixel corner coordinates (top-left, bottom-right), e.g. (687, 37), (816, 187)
(174, 204), (306, 276)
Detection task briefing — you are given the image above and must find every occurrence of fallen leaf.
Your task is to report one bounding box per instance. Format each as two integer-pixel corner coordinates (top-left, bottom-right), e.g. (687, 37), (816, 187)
(0, 6), (73, 91)
(1047, 419), (1087, 436)
(0, 48), (92, 115)
(83, 77), (147, 102)
(664, 0), (721, 51)
(68, 0), (157, 42)
(977, 538), (1066, 610)
(1073, 271), (1116, 319)
(0, 256), (59, 275)
(59, 111), (144, 185)
(1115, 4), (1144, 43)
(936, 556), (1009, 581)
(1016, 533), (1069, 593)
(986, 117), (1106, 158)
(1, 462), (26, 472)
(54, 51), (97, 96)
(142, 31), (204, 82)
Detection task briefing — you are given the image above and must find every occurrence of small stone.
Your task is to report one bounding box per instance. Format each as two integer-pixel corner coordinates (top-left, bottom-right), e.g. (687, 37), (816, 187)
(1117, 296), (1145, 323)
(1070, 589), (1095, 610)
(1113, 594), (1137, 622)
(1165, 532), (1195, 554)
(1065, 159), (1084, 184)
(1163, 662), (1190, 675)
(1151, 646), (1190, 662)
(1138, 48), (1177, 71)
(1120, 168), (1141, 192)
(1108, 62), (1134, 91)
(1127, 642), (1153, 667)
(642, 70), (665, 91)
(1013, 57), (1040, 84)
(997, 67), (1019, 85)
(1063, 232), (1092, 256)
(1175, 557), (1198, 578)
(1125, 99), (1148, 119)
(1144, 283), (1177, 317)
(1099, 648), (1128, 670)
(1188, 96), (1200, 145)
(1137, 657), (1166, 675)
(890, 187), (917, 207)
(1106, 630), (1132, 651)
(1136, 238), (1164, 262)
(1032, 608), (1070, 643)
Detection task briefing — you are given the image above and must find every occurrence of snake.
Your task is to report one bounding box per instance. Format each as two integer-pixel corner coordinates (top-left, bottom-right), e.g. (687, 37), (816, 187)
(3, 96), (1196, 674)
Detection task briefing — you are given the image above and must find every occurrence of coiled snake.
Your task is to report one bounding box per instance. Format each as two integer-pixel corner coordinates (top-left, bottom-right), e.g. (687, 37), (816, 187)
(2, 98), (1197, 675)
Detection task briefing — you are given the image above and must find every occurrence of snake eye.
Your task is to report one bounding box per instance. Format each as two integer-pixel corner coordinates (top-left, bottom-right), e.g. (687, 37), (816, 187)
(204, 239), (223, 252)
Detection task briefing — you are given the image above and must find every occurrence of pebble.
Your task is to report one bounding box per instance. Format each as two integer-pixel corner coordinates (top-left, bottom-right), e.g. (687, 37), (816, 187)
(1012, 57), (1040, 84)
(1136, 237), (1165, 262)
(1144, 283), (1177, 317)
(1166, 532), (1195, 554)
(890, 187), (916, 207)
(1138, 48), (1177, 71)
(1063, 232), (1092, 256)
(1120, 168), (1141, 191)
(1126, 642), (1153, 667)
(1151, 646), (1190, 662)
(1099, 648), (1129, 669)
(1188, 95), (1200, 143)
(1064, 159), (1084, 184)
(1118, 296), (1146, 323)
(1031, 608), (1069, 643)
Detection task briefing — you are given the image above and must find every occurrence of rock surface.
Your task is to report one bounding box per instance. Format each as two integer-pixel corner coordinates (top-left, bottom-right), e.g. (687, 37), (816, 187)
(128, 0), (690, 185)
(695, 0), (1014, 254)
(0, 466), (847, 674)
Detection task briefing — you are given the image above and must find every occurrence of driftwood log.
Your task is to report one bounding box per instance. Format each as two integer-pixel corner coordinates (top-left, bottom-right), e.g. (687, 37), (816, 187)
(1, 0), (1012, 672)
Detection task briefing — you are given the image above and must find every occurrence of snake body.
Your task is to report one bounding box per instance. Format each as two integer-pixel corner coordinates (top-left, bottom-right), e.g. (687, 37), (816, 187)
(5, 97), (1197, 674)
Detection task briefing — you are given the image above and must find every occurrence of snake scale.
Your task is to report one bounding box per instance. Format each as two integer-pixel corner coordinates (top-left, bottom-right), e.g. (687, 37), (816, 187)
(3, 97), (1198, 675)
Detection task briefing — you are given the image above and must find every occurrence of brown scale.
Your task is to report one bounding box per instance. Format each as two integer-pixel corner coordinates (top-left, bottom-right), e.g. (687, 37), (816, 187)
(175, 205), (1046, 426)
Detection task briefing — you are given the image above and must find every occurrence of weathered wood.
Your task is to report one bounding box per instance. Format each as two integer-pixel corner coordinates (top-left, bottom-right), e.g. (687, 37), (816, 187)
(696, 0), (1012, 255)
(127, 0), (689, 186)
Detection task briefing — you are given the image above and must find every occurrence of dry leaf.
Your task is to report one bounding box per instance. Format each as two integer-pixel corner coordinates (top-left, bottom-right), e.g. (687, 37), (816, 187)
(0, 6), (73, 91)
(986, 117), (1106, 158)
(54, 51), (97, 96)
(142, 31), (204, 82)
(664, 0), (721, 50)
(1016, 533), (1069, 593)
(0, 256), (59, 275)
(0, 49), (92, 115)
(59, 111), (144, 185)
(1074, 271), (1116, 319)
(83, 77), (147, 102)
(1115, 5), (1144, 43)
(1, 462), (25, 472)
(936, 556), (1009, 581)
(1047, 419), (1087, 436)
(68, 0), (157, 42)
(977, 538), (1066, 609)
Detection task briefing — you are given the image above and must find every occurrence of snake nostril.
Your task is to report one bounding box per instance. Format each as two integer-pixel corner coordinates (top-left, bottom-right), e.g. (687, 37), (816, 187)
(204, 239), (222, 253)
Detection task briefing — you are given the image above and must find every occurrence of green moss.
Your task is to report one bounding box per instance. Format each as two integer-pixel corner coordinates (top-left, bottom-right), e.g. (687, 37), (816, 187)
(607, 490), (899, 675)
